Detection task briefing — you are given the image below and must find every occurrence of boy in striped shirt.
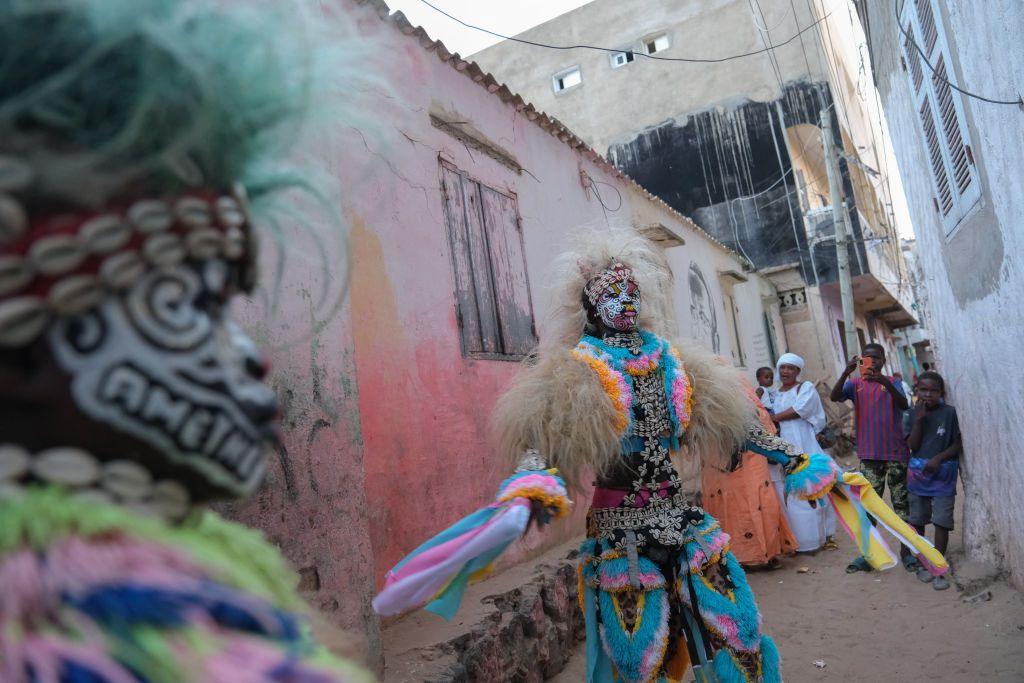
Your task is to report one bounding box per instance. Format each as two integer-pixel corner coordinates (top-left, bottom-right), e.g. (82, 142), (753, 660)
(830, 343), (911, 573)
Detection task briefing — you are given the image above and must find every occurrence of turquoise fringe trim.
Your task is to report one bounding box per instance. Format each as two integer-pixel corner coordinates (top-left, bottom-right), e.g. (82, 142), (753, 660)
(710, 634), (781, 683)
(580, 534), (782, 683)
(683, 548), (762, 653)
(761, 634), (782, 682)
(784, 451), (839, 500)
(594, 553), (670, 683)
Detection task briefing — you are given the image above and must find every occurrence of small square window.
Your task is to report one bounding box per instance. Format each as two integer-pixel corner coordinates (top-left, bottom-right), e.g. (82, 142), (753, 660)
(610, 50), (635, 68)
(644, 33), (670, 55)
(552, 66), (582, 92)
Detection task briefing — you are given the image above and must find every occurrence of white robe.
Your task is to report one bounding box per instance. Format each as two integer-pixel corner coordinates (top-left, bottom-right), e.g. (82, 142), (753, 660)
(773, 381), (836, 551)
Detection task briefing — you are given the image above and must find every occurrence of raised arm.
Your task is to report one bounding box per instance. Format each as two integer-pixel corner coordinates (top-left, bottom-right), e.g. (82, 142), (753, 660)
(743, 424), (840, 503)
(870, 374), (910, 411)
(830, 356), (860, 402)
(744, 424), (803, 467)
(907, 404), (927, 451)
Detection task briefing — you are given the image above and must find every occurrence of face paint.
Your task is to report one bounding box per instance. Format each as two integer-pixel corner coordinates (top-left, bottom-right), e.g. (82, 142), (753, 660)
(48, 260), (277, 496)
(595, 278), (642, 332)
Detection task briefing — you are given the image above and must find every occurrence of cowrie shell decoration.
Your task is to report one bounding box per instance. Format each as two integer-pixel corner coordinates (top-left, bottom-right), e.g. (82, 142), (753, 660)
(1, 190), (254, 347)
(48, 274), (103, 315)
(128, 200), (172, 234)
(0, 194), (27, 245)
(80, 214), (131, 254)
(0, 296), (48, 346)
(0, 255), (32, 297)
(0, 445), (194, 523)
(29, 234), (86, 277)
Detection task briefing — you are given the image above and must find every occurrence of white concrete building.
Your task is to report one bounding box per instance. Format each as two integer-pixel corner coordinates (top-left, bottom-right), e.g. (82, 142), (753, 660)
(473, 0), (920, 392)
(856, 0), (1024, 584)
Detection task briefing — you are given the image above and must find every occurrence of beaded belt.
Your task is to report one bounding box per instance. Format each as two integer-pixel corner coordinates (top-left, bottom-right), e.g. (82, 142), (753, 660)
(589, 491), (704, 537)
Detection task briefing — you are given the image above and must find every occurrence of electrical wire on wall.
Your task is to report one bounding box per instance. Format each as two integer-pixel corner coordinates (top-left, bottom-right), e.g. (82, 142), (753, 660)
(747, 0), (788, 93)
(417, 0), (931, 318)
(581, 169), (622, 225)
(894, 0), (1023, 107)
(804, 0), (912, 295)
(787, 0), (818, 87)
(418, 0), (831, 64)
(835, 0), (918, 295)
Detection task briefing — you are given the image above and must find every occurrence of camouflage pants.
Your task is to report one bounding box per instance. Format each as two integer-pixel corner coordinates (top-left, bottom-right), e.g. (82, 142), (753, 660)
(859, 460), (909, 521)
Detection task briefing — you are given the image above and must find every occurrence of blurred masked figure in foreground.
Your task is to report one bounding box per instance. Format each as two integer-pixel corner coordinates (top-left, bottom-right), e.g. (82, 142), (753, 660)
(0, 1), (371, 680)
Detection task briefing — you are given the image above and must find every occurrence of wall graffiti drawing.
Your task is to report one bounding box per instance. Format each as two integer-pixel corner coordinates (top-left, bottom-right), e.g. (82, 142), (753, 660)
(687, 262), (720, 354)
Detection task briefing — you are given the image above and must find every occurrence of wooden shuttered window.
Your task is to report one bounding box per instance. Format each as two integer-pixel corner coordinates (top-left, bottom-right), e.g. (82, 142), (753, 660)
(440, 160), (537, 359)
(900, 0), (980, 234)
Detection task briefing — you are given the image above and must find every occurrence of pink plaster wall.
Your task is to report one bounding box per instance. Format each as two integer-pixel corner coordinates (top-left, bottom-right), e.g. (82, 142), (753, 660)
(221, 0), (781, 669)
(224, 220), (381, 666)
(333, 1), (615, 587)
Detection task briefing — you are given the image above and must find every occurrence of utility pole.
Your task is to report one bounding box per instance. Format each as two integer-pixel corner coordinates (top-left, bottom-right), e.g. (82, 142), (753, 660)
(820, 109), (859, 361)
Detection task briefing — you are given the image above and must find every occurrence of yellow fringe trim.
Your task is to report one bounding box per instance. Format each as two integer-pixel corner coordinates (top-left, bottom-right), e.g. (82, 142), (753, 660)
(577, 562), (587, 615)
(802, 486), (833, 502)
(496, 486), (572, 519)
(572, 350), (629, 434)
(789, 455), (838, 501)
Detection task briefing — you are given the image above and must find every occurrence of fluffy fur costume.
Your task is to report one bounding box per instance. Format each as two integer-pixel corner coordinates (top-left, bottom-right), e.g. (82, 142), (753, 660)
(492, 226), (755, 487)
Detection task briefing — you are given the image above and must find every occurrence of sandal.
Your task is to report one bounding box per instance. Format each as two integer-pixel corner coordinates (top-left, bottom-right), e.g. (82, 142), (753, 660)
(933, 576), (950, 590)
(902, 555), (921, 572)
(822, 537), (839, 551)
(845, 557), (871, 574)
(916, 567), (935, 583)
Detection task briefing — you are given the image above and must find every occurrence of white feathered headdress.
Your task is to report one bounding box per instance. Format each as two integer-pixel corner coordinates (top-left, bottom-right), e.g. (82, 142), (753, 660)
(493, 224), (754, 488)
(543, 225), (676, 350)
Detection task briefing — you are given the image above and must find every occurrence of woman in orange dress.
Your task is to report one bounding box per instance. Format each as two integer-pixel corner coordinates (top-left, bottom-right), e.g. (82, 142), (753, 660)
(702, 389), (798, 567)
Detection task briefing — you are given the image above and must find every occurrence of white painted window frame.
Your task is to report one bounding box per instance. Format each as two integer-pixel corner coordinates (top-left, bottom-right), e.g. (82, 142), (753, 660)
(551, 65), (582, 93)
(899, 0), (981, 236)
(609, 49), (635, 69)
(641, 32), (670, 55)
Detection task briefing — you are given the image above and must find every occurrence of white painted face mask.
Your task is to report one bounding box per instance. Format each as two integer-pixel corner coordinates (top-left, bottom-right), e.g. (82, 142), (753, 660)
(595, 278), (642, 332)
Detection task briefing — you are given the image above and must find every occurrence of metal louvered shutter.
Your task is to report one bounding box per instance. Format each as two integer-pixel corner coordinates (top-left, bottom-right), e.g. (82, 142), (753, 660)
(901, 0), (981, 234)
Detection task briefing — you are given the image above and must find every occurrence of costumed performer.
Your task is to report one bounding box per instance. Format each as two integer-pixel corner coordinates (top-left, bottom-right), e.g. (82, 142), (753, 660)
(0, 1), (371, 680)
(374, 227), (949, 683)
(770, 353), (837, 552)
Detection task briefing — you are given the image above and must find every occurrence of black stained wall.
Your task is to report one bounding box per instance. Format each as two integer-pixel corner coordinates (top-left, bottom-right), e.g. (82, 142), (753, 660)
(608, 81), (865, 283)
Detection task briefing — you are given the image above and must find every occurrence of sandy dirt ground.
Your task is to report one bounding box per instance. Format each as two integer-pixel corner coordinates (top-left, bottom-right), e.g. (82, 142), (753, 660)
(552, 527), (1024, 682)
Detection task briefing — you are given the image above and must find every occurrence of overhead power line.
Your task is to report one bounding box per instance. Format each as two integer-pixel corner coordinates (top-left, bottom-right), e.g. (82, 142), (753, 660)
(418, 0), (831, 64)
(894, 0), (1022, 107)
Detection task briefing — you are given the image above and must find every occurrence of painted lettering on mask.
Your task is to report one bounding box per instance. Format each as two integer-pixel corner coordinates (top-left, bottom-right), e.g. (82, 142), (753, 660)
(49, 262), (276, 496)
(595, 278), (642, 332)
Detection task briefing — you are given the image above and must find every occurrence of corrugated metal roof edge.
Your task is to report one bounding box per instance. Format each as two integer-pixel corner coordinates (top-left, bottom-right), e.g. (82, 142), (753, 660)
(357, 0), (752, 268)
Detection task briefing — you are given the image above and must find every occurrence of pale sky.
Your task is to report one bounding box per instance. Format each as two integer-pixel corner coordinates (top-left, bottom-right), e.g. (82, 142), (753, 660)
(385, 0), (592, 56)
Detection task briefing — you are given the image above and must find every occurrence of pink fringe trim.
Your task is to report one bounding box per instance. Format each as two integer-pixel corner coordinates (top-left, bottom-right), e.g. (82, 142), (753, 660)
(687, 529), (731, 572)
(0, 535), (204, 621)
(622, 346), (662, 376)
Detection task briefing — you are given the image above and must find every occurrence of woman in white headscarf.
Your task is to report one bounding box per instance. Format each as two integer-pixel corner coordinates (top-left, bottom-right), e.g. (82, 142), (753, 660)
(770, 353), (837, 551)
